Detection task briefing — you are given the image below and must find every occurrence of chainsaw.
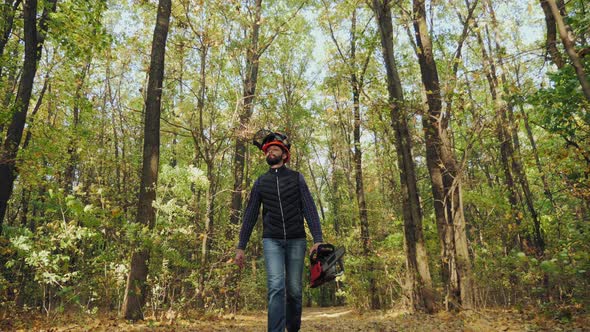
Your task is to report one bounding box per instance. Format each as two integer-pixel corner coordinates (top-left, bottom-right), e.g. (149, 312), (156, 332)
(309, 243), (345, 288)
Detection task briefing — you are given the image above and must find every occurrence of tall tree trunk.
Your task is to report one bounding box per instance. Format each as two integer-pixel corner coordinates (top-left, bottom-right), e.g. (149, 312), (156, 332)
(230, 0), (262, 226)
(546, 0), (590, 100)
(16, 73), (47, 236)
(197, 36), (210, 266)
(347, 6), (378, 310)
(372, 0), (434, 313)
(328, 140), (341, 235)
(506, 103), (545, 254)
(64, 62), (91, 192)
(21, 74), (48, 152)
(307, 159), (326, 222)
(122, 0), (171, 320)
(539, 0), (565, 69)
(411, 0), (474, 310)
(474, 19), (524, 251)
(0, 53), (20, 145)
(513, 70), (556, 215)
(198, 159), (216, 307)
(200, 168), (214, 255)
(103, 54), (123, 193)
(0, 0), (57, 233)
(520, 105), (558, 241)
(0, 0), (22, 79)
(485, 0), (545, 254)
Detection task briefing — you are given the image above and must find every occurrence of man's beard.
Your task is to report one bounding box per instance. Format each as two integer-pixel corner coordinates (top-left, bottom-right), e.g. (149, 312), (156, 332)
(266, 154), (282, 166)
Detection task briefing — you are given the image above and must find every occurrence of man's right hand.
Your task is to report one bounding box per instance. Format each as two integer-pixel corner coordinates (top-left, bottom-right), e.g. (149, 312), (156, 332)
(234, 249), (245, 269)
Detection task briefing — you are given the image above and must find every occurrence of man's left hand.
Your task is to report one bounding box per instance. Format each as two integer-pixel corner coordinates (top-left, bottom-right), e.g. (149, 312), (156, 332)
(310, 242), (324, 254)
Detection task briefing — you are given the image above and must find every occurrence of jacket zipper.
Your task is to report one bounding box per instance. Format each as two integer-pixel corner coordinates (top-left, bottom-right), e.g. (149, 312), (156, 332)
(275, 169), (287, 240)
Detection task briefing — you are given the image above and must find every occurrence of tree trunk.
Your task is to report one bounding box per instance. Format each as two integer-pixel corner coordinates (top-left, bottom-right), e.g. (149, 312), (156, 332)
(514, 61), (555, 212)
(539, 0), (565, 69)
(0, 52), (20, 145)
(230, 0), (262, 226)
(22, 73), (48, 152)
(328, 141), (341, 235)
(64, 62), (90, 192)
(195, 35), (209, 268)
(122, 0), (171, 320)
(474, 18), (524, 251)
(346, 6), (378, 310)
(201, 162), (216, 267)
(372, 0), (434, 313)
(198, 159), (217, 308)
(520, 106), (556, 215)
(0, 0), (22, 79)
(0, 0), (57, 232)
(507, 104), (545, 254)
(13, 74), (47, 236)
(546, 0), (590, 101)
(307, 159), (326, 222)
(411, 0), (474, 310)
(485, 0), (545, 255)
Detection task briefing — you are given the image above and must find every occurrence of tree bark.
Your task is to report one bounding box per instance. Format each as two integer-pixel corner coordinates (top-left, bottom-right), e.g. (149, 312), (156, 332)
(202, 167), (216, 265)
(0, 0), (22, 79)
(328, 139), (341, 235)
(122, 0), (171, 320)
(520, 105), (556, 217)
(485, 0), (545, 255)
(0, 53), (20, 146)
(0, 0), (57, 232)
(507, 103), (545, 254)
(64, 62), (91, 193)
(539, 0), (565, 69)
(372, 0), (434, 313)
(16, 73), (47, 234)
(546, 0), (590, 101)
(230, 0), (263, 226)
(411, 0), (474, 310)
(307, 159), (326, 222)
(348, 7), (377, 309)
(474, 18), (524, 251)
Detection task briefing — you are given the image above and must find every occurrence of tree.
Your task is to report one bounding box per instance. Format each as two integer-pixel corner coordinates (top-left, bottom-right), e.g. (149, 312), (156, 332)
(539, 0), (566, 69)
(320, 0), (379, 309)
(410, 0), (475, 310)
(230, 0), (264, 226)
(545, 0), (590, 100)
(0, 0), (57, 232)
(479, 0), (545, 254)
(371, 0), (434, 313)
(0, 0), (21, 79)
(122, 0), (172, 320)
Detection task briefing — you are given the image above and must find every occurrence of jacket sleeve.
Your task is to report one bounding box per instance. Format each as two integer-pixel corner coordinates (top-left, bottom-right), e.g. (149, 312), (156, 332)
(237, 179), (261, 250)
(299, 173), (324, 243)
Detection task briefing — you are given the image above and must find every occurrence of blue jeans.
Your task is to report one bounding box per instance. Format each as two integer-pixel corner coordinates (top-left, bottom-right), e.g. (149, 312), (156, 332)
(263, 238), (307, 332)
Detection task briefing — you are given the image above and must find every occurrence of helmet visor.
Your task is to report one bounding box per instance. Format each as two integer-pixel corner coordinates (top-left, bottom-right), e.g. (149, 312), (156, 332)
(252, 129), (290, 150)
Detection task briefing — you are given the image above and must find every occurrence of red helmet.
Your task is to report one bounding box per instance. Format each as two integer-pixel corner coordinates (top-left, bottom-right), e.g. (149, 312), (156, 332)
(253, 129), (291, 163)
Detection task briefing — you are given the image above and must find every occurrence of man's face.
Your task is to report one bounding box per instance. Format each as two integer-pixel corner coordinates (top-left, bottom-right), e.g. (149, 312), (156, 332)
(265, 145), (284, 166)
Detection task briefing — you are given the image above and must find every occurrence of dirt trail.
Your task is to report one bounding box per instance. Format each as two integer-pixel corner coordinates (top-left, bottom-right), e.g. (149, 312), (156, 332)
(4, 306), (588, 331)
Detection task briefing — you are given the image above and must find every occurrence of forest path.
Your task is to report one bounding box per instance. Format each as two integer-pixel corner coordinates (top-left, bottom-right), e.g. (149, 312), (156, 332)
(4, 306), (588, 331)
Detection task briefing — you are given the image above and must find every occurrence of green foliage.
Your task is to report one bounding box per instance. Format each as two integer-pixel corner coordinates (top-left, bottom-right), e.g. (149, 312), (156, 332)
(528, 58), (590, 203)
(472, 213), (590, 308)
(49, 0), (111, 59)
(531, 64), (590, 141)
(3, 187), (127, 312)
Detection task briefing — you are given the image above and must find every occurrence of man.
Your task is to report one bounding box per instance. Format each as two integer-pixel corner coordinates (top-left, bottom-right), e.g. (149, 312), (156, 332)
(235, 131), (324, 332)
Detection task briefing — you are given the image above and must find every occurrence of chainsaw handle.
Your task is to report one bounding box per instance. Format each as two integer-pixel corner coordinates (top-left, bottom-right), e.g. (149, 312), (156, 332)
(309, 243), (335, 263)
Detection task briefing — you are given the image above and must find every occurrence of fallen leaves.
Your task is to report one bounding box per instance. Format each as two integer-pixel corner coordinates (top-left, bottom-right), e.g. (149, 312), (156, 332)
(3, 306), (590, 331)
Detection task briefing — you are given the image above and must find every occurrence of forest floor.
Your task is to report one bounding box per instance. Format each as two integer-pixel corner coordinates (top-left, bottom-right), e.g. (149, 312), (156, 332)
(2, 306), (589, 331)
